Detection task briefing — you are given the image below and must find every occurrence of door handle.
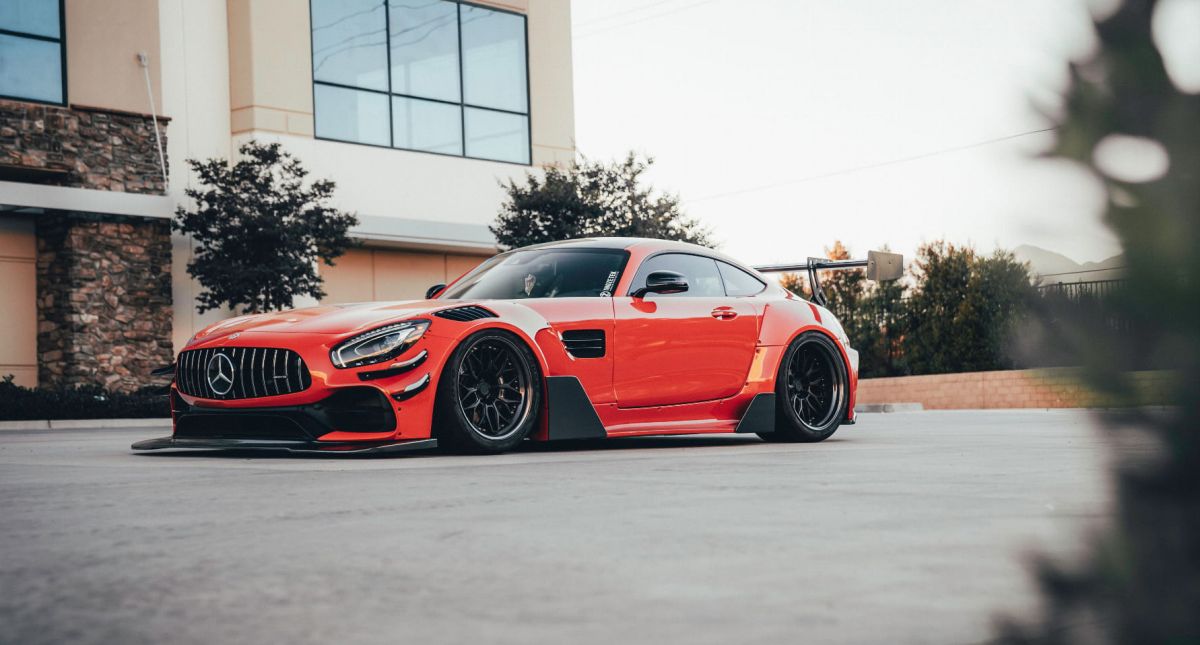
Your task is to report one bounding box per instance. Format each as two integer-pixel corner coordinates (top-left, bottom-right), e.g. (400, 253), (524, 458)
(711, 307), (738, 320)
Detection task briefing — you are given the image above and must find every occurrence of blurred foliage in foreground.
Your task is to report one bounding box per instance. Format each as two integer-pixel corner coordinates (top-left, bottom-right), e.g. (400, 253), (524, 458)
(996, 0), (1200, 642)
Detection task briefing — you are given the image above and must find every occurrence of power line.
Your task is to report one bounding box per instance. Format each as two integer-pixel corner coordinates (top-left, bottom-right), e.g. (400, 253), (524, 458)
(576, 0), (724, 39)
(685, 126), (1059, 204)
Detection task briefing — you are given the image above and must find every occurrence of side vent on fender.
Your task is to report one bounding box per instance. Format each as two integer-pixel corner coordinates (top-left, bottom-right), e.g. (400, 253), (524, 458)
(562, 329), (606, 359)
(433, 306), (497, 322)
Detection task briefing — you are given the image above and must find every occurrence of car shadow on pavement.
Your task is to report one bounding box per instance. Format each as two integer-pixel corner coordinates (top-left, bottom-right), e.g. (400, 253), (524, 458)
(129, 433), (833, 460)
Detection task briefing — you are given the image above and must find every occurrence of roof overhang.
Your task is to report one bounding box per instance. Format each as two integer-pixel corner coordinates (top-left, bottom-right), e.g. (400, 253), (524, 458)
(0, 182), (498, 256)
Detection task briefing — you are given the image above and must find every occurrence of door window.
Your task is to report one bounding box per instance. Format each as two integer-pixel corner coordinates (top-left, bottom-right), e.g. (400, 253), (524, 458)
(630, 253), (724, 298)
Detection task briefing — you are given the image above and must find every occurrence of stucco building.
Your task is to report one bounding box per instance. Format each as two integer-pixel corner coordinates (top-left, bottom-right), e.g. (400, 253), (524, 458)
(0, 0), (575, 390)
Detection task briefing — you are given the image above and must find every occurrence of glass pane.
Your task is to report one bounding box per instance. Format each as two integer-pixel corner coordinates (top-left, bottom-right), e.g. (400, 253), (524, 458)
(388, 0), (459, 102)
(464, 108), (528, 164)
(314, 84), (390, 146)
(392, 96), (461, 155)
(0, 0), (60, 38)
(311, 0), (388, 91)
(460, 5), (527, 113)
(634, 254), (725, 298)
(0, 34), (62, 103)
(718, 261), (766, 296)
(442, 249), (629, 299)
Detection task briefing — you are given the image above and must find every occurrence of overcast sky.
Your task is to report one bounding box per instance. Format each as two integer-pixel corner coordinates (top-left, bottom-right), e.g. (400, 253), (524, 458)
(570, 0), (1125, 266)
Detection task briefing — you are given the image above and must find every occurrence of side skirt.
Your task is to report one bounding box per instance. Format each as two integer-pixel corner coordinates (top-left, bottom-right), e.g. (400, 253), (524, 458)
(545, 376), (608, 441)
(734, 393), (776, 434)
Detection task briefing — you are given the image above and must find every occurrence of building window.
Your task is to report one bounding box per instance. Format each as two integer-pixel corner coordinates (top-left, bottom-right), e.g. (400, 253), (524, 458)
(0, 0), (65, 105)
(311, 0), (530, 165)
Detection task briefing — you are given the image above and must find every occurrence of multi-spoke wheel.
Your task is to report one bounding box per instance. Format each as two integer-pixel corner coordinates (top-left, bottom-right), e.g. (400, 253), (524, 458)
(435, 330), (542, 453)
(761, 332), (848, 443)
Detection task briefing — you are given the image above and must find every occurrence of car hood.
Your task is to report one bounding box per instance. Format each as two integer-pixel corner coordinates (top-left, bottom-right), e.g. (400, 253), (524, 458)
(191, 300), (471, 341)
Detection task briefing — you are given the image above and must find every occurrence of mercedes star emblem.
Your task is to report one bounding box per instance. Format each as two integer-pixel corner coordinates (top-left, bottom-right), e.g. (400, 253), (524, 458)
(206, 352), (236, 395)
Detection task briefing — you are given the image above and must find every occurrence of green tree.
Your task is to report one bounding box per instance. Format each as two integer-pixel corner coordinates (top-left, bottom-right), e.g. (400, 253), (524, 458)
(998, 0), (1200, 642)
(856, 274), (909, 378)
(903, 241), (976, 374)
(963, 250), (1037, 372)
(903, 242), (1034, 374)
(174, 141), (358, 314)
(491, 153), (713, 248)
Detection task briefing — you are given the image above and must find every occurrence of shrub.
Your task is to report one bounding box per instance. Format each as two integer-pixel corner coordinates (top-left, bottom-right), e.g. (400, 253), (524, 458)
(0, 376), (169, 420)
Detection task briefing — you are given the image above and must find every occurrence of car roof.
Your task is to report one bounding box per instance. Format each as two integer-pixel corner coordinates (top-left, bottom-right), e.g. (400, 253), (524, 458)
(515, 237), (712, 254)
(509, 237), (763, 277)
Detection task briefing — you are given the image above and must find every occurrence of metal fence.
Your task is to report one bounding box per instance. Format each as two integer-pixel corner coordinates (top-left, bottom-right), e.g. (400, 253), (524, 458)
(1036, 279), (1127, 301)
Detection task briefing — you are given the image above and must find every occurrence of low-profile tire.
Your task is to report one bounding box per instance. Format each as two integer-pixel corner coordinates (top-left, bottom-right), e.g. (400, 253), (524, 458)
(759, 331), (849, 443)
(434, 329), (542, 454)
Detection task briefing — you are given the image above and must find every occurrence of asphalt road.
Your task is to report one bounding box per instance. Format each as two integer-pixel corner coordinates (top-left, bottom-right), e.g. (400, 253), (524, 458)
(0, 410), (1132, 645)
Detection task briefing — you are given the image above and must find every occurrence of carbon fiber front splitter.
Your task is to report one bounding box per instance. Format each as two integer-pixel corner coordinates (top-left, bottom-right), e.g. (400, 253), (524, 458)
(131, 436), (438, 455)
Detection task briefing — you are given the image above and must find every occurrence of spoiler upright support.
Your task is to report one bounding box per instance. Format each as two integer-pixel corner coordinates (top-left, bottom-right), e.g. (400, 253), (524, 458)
(753, 250), (903, 307)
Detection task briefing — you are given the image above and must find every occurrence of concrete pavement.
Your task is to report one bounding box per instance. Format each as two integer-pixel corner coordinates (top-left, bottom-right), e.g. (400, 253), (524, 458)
(0, 411), (1132, 644)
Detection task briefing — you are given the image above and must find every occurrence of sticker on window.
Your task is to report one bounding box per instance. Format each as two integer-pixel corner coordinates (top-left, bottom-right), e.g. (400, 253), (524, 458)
(600, 271), (619, 297)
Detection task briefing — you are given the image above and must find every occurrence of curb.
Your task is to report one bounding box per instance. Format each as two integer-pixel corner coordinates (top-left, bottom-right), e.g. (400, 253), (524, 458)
(855, 403), (925, 413)
(0, 418), (171, 432)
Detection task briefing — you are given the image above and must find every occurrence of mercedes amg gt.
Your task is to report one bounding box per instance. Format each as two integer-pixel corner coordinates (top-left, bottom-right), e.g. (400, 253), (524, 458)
(133, 238), (901, 455)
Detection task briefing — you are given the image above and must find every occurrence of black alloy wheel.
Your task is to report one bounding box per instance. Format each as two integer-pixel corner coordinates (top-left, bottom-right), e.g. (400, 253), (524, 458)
(436, 330), (541, 453)
(761, 332), (848, 443)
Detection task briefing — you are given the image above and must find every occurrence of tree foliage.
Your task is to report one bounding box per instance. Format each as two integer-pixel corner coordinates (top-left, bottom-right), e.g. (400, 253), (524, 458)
(174, 141), (358, 314)
(491, 153), (713, 249)
(782, 240), (1034, 378)
(997, 1), (1200, 642)
(904, 242), (1035, 375)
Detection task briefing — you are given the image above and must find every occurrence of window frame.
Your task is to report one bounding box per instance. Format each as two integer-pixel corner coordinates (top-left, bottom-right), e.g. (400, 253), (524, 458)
(716, 259), (767, 297)
(0, 0), (67, 106)
(627, 252), (769, 298)
(308, 0), (532, 166)
(627, 252), (728, 299)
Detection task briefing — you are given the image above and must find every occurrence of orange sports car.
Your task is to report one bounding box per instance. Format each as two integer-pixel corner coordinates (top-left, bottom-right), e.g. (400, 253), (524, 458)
(133, 238), (901, 455)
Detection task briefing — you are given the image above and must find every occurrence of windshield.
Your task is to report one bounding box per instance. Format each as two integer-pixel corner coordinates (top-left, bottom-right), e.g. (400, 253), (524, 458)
(441, 248), (629, 299)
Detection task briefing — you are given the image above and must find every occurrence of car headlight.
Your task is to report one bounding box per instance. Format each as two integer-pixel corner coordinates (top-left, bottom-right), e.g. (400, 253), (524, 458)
(330, 320), (430, 369)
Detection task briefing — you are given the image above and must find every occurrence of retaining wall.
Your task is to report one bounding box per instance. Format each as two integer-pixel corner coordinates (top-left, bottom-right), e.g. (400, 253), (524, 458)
(857, 368), (1173, 410)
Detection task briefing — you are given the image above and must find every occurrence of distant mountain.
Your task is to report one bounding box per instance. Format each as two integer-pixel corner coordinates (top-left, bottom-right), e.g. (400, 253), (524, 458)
(1012, 244), (1125, 284)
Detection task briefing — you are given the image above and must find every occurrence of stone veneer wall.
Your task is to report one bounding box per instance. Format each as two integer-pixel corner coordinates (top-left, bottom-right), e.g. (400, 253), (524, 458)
(36, 213), (173, 392)
(0, 98), (168, 194)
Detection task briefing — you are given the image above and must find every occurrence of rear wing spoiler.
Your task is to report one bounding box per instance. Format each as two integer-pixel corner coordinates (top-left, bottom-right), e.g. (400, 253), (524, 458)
(753, 250), (903, 307)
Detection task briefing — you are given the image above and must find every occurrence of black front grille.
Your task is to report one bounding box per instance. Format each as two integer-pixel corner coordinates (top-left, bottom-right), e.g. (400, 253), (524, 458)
(433, 305), (497, 322)
(562, 329), (606, 358)
(176, 347), (312, 400)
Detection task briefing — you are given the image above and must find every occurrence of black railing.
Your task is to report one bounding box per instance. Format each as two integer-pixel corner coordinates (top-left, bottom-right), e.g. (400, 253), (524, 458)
(1036, 279), (1127, 301)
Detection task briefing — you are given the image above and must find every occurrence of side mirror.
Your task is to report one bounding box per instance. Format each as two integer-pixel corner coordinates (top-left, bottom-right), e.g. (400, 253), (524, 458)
(866, 251), (904, 281)
(632, 270), (689, 298)
(425, 284), (446, 299)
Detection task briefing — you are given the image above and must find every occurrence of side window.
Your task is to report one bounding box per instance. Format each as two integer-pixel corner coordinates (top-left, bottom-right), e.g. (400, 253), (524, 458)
(0, 0), (65, 105)
(717, 261), (766, 297)
(631, 254), (725, 298)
